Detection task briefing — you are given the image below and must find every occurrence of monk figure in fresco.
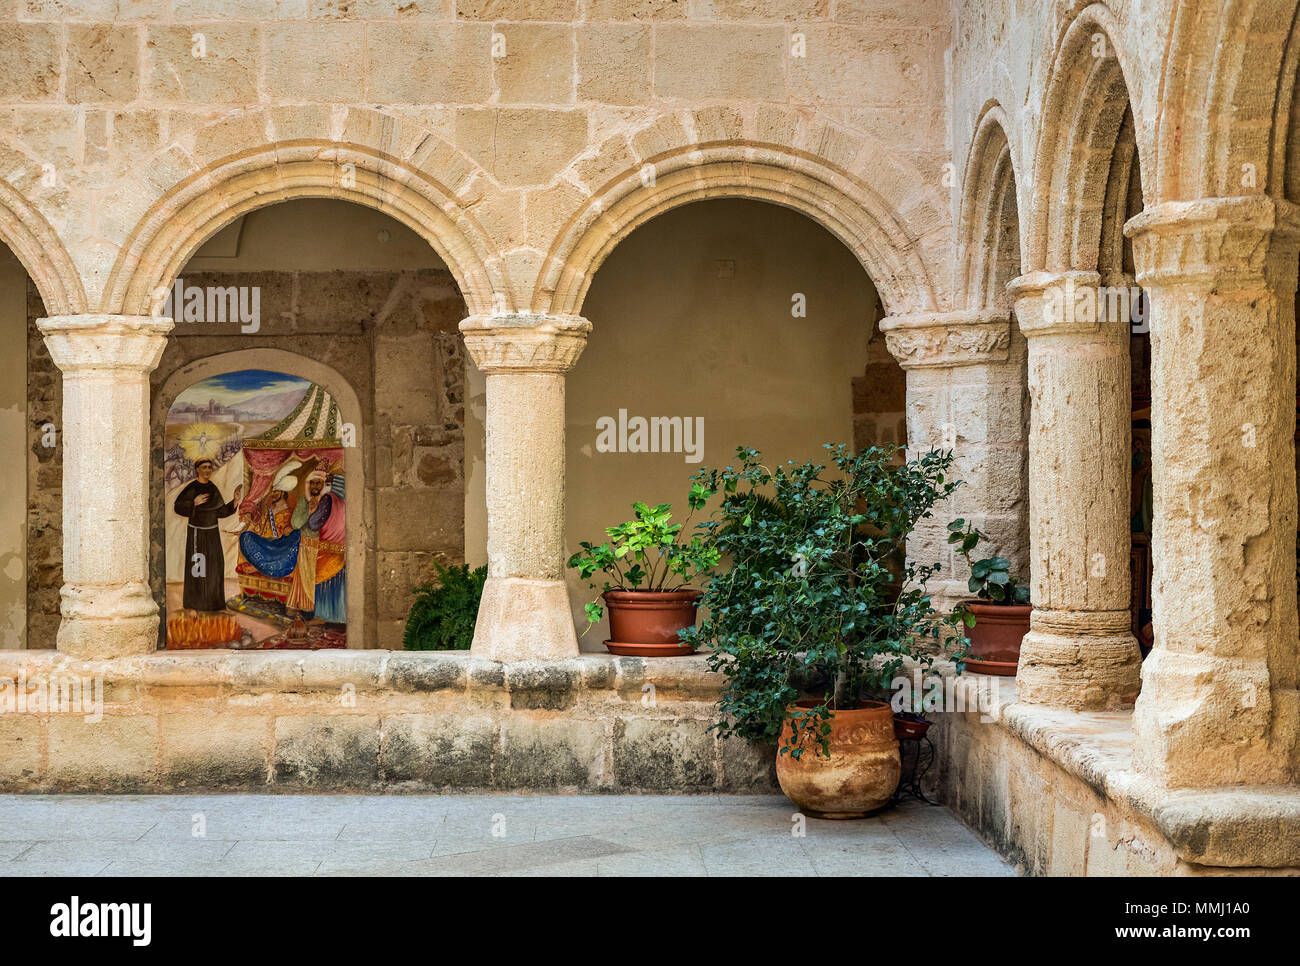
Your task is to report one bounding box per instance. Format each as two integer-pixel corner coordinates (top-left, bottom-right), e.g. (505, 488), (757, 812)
(173, 458), (243, 612)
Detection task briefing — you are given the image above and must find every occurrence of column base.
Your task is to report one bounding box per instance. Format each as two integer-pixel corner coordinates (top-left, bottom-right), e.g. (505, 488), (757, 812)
(56, 581), (159, 659)
(1015, 609), (1141, 710)
(470, 577), (579, 664)
(1133, 648), (1298, 787)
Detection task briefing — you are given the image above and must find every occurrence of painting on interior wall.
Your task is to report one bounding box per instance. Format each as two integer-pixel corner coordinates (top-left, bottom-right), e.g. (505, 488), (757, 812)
(165, 369), (347, 649)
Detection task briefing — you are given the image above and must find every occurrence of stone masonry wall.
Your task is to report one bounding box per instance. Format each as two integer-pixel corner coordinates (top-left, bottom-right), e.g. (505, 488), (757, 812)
(0, 650), (777, 794)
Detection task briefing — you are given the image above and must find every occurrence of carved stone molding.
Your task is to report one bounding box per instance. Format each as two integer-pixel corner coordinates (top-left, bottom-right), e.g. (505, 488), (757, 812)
(879, 309), (1012, 368)
(460, 313), (592, 374)
(1007, 270), (1131, 339)
(38, 315), (174, 373)
(1125, 195), (1300, 291)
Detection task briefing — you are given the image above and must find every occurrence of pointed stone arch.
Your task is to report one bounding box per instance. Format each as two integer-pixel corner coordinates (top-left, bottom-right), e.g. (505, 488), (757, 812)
(537, 142), (944, 319)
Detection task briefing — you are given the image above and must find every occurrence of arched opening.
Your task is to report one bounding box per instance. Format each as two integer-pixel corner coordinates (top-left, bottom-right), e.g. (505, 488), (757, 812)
(1, 242), (42, 649)
(956, 109), (1031, 601)
(562, 197), (904, 645)
(145, 198), (474, 649)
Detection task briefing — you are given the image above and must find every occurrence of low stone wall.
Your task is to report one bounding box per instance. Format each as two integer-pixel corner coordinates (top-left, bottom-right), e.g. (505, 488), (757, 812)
(927, 676), (1300, 876)
(0, 650), (776, 794)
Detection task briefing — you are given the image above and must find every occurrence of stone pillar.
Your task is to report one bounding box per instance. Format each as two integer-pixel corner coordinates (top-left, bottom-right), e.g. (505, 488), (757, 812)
(460, 313), (590, 663)
(880, 309), (1029, 612)
(1005, 271), (1142, 710)
(1126, 196), (1300, 787)
(37, 314), (173, 659)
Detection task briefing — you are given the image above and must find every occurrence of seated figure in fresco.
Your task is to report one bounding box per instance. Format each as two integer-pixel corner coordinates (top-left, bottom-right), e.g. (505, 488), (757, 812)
(173, 458), (243, 612)
(238, 463), (346, 623)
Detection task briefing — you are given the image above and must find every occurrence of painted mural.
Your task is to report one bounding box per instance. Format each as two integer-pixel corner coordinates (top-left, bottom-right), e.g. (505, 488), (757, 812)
(165, 369), (347, 649)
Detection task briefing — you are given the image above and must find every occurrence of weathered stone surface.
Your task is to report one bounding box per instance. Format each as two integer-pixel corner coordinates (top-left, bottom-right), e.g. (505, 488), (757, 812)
(612, 716), (714, 789)
(273, 715), (382, 787)
(495, 715), (604, 788)
(380, 712), (494, 786)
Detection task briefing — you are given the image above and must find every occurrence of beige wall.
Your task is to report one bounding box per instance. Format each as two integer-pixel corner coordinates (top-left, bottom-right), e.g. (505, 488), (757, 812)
(553, 199), (887, 645)
(0, 245), (24, 648)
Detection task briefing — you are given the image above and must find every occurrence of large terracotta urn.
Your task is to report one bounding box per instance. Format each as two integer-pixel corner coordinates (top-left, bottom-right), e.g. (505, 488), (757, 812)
(775, 700), (900, 818)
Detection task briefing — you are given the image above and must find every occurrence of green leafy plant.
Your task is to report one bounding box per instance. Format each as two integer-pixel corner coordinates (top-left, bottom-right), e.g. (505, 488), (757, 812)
(682, 443), (970, 758)
(568, 500), (720, 631)
(402, 562), (487, 650)
(946, 518), (1031, 617)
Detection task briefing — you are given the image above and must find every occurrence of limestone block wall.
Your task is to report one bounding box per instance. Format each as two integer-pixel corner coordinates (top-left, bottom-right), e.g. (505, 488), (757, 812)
(0, 650), (776, 794)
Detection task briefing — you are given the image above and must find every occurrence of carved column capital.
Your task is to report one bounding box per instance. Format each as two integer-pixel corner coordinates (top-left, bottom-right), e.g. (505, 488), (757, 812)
(38, 314), (173, 373)
(460, 313), (591, 374)
(1005, 270), (1132, 339)
(879, 309), (1012, 368)
(1125, 195), (1300, 292)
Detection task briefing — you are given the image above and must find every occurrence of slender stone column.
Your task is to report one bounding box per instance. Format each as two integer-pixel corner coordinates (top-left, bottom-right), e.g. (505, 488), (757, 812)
(880, 309), (1028, 612)
(460, 313), (590, 663)
(38, 314), (173, 658)
(1005, 271), (1142, 709)
(1127, 196), (1300, 787)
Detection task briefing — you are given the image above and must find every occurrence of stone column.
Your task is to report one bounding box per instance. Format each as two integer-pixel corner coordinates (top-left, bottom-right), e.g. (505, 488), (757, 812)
(38, 314), (173, 659)
(1005, 271), (1142, 710)
(1126, 196), (1300, 787)
(460, 313), (590, 663)
(880, 309), (1029, 612)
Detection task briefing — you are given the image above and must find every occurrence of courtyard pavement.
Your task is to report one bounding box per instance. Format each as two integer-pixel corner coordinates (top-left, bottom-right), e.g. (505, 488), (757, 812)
(0, 793), (1015, 877)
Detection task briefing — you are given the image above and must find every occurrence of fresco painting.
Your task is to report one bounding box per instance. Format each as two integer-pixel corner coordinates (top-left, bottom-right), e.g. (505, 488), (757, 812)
(165, 369), (347, 649)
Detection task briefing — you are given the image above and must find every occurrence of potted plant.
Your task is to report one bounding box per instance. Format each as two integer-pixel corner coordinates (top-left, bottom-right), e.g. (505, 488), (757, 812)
(568, 500), (719, 656)
(683, 444), (969, 818)
(892, 687), (933, 740)
(947, 519), (1031, 675)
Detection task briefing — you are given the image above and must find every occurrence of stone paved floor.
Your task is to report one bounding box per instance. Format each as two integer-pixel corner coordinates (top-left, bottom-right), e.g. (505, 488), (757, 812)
(0, 794), (1015, 876)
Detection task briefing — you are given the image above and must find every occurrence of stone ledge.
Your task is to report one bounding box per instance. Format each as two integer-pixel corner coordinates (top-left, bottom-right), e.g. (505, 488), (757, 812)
(0, 649), (727, 697)
(935, 672), (1300, 872)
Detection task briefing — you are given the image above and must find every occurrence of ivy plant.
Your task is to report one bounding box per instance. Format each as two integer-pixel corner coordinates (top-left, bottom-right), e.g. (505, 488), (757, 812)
(568, 500), (720, 631)
(682, 443), (971, 758)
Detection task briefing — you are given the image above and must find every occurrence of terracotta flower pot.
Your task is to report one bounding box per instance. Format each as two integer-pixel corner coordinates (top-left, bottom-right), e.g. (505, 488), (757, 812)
(775, 700), (900, 819)
(893, 714), (931, 741)
(962, 600), (1032, 676)
(602, 589), (700, 657)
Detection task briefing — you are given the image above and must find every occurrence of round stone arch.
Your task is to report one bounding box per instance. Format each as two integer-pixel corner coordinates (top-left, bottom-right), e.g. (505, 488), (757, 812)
(1024, 4), (1149, 272)
(1154, 0), (1300, 202)
(0, 179), (86, 315)
(101, 141), (508, 319)
(957, 103), (1024, 309)
(536, 144), (941, 319)
(154, 349), (369, 649)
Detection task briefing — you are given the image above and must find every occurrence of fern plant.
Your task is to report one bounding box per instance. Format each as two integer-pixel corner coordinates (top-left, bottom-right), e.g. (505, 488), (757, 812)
(402, 562), (488, 651)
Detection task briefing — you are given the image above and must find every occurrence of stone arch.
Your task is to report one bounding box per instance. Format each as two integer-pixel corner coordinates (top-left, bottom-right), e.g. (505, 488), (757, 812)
(0, 177), (86, 315)
(538, 143), (942, 318)
(1155, 0), (1300, 201)
(103, 138), (507, 318)
(1025, 4), (1148, 271)
(154, 349), (368, 648)
(957, 104), (1024, 309)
